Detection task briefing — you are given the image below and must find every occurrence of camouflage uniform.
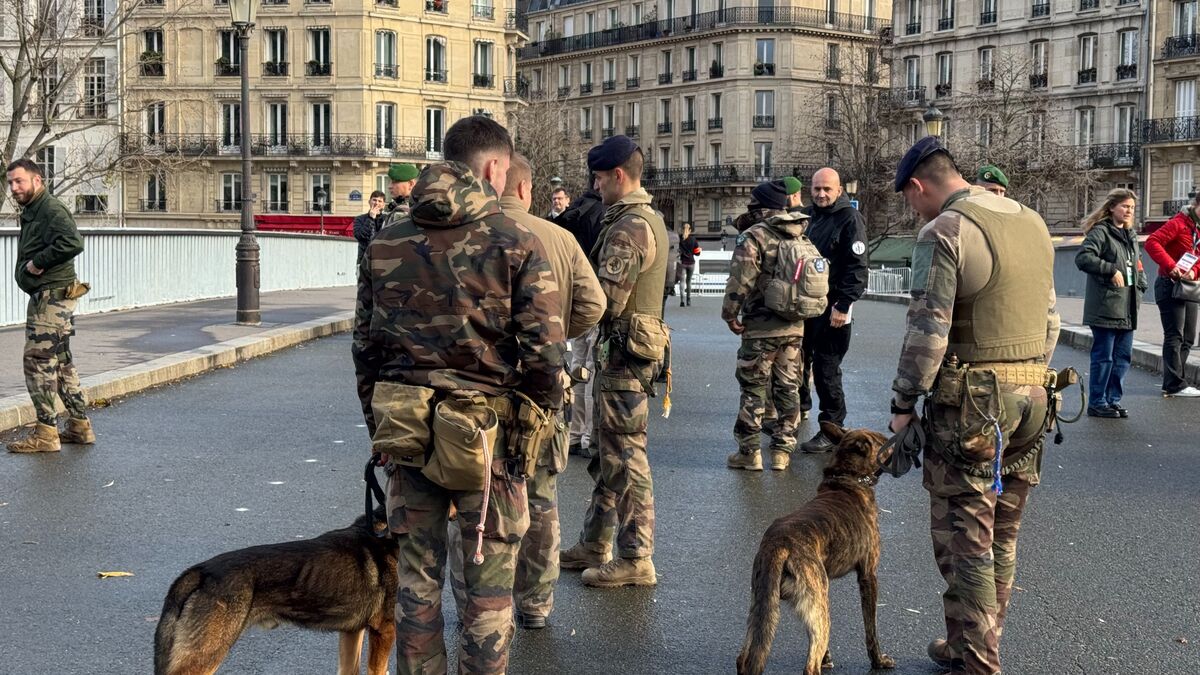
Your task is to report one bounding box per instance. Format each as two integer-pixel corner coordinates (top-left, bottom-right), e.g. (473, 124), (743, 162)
(722, 214), (808, 457)
(575, 188), (669, 561)
(353, 163), (566, 674)
(13, 190), (87, 427)
(893, 187), (1060, 675)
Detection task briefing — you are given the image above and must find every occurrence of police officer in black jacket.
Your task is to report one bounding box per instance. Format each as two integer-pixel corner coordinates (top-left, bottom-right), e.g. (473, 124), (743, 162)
(798, 167), (869, 453)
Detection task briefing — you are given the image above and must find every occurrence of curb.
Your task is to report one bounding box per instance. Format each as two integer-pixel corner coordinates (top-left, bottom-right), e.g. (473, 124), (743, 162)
(862, 293), (1200, 385)
(0, 312), (354, 433)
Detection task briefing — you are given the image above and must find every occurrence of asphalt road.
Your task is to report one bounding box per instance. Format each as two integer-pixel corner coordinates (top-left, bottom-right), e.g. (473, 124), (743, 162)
(1, 298), (1197, 674)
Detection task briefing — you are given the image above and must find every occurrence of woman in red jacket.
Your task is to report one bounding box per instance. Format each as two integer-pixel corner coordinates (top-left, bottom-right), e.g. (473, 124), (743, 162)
(1145, 195), (1200, 397)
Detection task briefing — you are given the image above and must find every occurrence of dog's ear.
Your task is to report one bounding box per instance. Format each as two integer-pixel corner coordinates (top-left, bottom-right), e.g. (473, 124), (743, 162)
(821, 422), (846, 445)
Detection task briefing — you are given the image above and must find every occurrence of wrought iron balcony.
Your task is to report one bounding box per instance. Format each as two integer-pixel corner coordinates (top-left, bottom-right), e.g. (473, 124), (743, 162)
(752, 115), (775, 129)
(306, 61), (332, 77)
(376, 0), (397, 6)
(264, 200), (290, 213)
(659, 73), (672, 84)
(657, 122), (672, 134)
(263, 0), (289, 5)
(215, 60), (240, 76)
(519, 7), (891, 60)
(1143, 116), (1200, 144)
(305, 201), (332, 214)
(602, 79), (616, 92)
(681, 69), (696, 82)
(1116, 64), (1137, 81)
(708, 117), (723, 130)
(601, 127), (615, 138)
(425, 68), (447, 83)
(376, 64), (398, 79)
(1117, 0), (1139, 4)
(554, 84), (570, 97)
(977, 78), (995, 92)
(1031, 1), (1050, 17)
(580, 82), (593, 94)
(1079, 0), (1099, 9)
(754, 62), (775, 76)
(895, 86), (926, 106)
(139, 199), (167, 212)
(1077, 67), (1096, 85)
(580, 128), (593, 140)
(826, 67), (842, 80)
(627, 76), (640, 89)
(625, 124), (640, 137)
(216, 199), (243, 213)
(1163, 199), (1189, 216)
(706, 220), (723, 233)
(505, 10), (528, 33)
(681, 120), (697, 133)
(935, 82), (952, 98)
(905, 21), (920, 35)
(425, 0), (447, 13)
(119, 132), (427, 158)
(503, 77), (530, 98)
(1029, 72), (1047, 88)
(474, 73), (496, 88)
(1086, 143), (1140, 169)
(472, 2), (494, 19)
(937, 16), (954, 30)
(263, 61), (288, 76)
(1163, 34), (1200, 59)
(140, 59), (165, 77)
(980, 10), (996, 24)
(709, 64), (724, 78)
(642, 163), (819, 188)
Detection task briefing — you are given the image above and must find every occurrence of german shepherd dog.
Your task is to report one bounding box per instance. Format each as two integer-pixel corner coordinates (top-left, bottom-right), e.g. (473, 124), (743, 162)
(736, 423), (897, 675)
(154, 506), (397, 675)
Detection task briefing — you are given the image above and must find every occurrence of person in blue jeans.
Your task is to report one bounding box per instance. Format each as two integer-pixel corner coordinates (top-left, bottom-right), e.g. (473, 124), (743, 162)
(1074, 189), (1147, 418)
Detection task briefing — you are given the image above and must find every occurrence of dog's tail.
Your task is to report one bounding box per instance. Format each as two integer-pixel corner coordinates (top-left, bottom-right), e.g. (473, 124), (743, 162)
(154, 568), (203, 675)
(736, 545), (789, 675)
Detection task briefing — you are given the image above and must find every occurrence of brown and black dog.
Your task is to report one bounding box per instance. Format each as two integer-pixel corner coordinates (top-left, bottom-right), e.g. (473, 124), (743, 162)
(153, 506), (397, 675)
(736, 423), (897, 675)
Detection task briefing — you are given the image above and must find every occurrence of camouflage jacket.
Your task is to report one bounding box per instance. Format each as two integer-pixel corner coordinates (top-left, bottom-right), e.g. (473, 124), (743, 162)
(591, 188), (667, 322)
(721, 213), (808, 339)
(352, 162), (566, 434)
(892, 187), (1061, 409)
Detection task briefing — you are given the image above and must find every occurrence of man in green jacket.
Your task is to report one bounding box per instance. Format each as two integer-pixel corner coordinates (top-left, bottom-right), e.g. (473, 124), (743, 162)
(7, 158), (95, 453)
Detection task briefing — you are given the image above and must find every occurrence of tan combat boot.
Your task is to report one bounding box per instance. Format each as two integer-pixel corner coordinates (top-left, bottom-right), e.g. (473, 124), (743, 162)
(559, 543), (611, 570)
(927, 639), (953, 669)
(770, 450), (790, 471)
(60, 417), (96, 444)
(581, 557), (657, 588)
(7, 423), (61, 453)
(727, 450), (763, 471)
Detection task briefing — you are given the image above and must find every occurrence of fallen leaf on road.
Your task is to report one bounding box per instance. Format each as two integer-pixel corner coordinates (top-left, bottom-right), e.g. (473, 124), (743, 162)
(102, 480), (115, 488)
(98, 571), (134, 578)
(879, 508), (892, 514)
(570, 629), (576, 636)
(904, 608), (921, 614)
(1176, 637), (1188, 645)
(0, 502), (8, 507)
(92, 398), (111, 407)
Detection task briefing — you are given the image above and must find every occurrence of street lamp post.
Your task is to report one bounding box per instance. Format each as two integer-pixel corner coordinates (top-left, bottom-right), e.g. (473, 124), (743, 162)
(316, 187), (327, 235)
(230, 0), (260, 325)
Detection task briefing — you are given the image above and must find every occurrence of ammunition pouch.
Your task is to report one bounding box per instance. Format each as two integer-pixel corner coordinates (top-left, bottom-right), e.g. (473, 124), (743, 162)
(540, 413), (570, 475)
(423, 395), (501, 491)
(370, 382), (437, 463)
(623, 313), (670, 363)
(608, 314), (671, 396)
(508, 392), (553, 479)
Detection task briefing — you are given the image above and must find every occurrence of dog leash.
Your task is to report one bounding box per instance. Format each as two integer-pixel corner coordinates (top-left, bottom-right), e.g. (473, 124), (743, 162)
(364, 454), (389, 538)
(876, 421), (925, 480)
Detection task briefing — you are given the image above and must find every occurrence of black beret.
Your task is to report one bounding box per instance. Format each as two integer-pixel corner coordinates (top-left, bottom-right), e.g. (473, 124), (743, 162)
(751, 180), (790, 211)
(587, 135), (640, 172)
(894, 136), (950, 192)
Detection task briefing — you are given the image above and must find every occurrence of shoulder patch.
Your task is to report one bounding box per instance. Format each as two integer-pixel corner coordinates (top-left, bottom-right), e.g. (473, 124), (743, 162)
(736, 232), (748, 247)
(851, 240), (866, 256)
(911, 241), (936, 292)
(604, 255), (626, 276)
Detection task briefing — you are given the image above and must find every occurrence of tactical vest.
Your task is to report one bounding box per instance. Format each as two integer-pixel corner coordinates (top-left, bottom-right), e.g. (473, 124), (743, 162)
(945, 195), (1054, 363)
(621, 202), (669, 321)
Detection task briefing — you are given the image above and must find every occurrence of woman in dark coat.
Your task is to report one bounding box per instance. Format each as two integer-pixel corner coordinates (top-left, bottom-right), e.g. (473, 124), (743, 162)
(1074, 188), (1147, 418)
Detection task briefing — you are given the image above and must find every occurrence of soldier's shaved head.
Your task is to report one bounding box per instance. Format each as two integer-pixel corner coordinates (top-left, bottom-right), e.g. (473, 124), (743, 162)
(445, 115), (514, 194)
(902, 152), (970, 221)
(502, 154), (533, 197)
(811, 168), (841, 208)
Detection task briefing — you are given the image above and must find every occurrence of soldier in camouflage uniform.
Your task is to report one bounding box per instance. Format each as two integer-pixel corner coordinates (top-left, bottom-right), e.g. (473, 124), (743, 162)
(560, 136), (669, 588)
(888, 138), (1060, 675)
(353, 116), (566, 674)
(722, 182), (809, 472)
(7, 158), (95, 454)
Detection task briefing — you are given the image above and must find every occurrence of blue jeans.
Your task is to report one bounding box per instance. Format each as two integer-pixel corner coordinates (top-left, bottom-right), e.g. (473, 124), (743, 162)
(1089, 326), (1133, 408)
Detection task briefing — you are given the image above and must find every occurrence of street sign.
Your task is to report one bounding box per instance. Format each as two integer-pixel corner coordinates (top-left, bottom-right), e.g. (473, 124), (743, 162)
(349, 190), (363, 202)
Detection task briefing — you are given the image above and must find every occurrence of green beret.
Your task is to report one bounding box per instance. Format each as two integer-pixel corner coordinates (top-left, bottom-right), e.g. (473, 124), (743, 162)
(782, 176), (804, 195)
(388, 163), (419, 182)
(977, 165), (1009, 188)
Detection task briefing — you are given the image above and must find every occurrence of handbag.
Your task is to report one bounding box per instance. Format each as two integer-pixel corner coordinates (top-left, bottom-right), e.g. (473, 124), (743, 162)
(1172, 279), (1200, 303)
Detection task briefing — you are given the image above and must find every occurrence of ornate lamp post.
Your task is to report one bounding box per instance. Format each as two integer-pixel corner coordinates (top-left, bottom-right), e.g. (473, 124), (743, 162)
(316, 187), (327, 235)
(229, 0), (260, 325)
(922, 102), (946, 138)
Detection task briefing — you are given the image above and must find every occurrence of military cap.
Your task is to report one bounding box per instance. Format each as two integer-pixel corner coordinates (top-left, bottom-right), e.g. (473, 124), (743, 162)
(782, 176), (804, 195)
(388, 163), (419, 182)
(977, 165), (1009, 189)
(587, 135), (640, 172)
(751, 180), (792, 211)
(894, 135), (951, 192)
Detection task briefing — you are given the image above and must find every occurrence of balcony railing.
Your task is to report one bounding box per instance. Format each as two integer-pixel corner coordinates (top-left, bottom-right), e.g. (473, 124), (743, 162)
(1032, 1), (1050, 17)
(659, 72), (672, 84)
(1117, 0), (1138, 4)
(264, 200), (290, 213)
(905, 21), (920, 35)
(826, 67), (842, 80)
(682, 69), (697, 81)
(580, 128), (593, 140)
(140, 59), (165, 77)
(139, 199), (167, 212)
(215, 60), (240, 76)
(642, 162), (821, 188)
(681, 120), (697, 133)
(376, 0), (397, 6)
(627, 76), (640, 88)
(977, 78), (995, 92)
(1163, 34), (1200, 59)
(263, 61), (288, 76)
(305, 201), (332, 214)
(706, 220), (723, 233)
(895, 86), (926, 106)
(119, 133), (427, 158)
(980, 10), (996, 24)
(519, 7), (891, 60)
(216, 199), (243, 213)
(708, 117), (723, 130)
(505, 9), (529, 33)
(376, 63), (398, 79)
(472, 3), (494, 19)
(580, 82), (593, 94)
(1029, 72), (1047, 88)
(752, 115), (775, 129)
(263, 0), (289, 5)
(474, 73), (496, 88)
(1163, 199), (1190, 216)
(625, 124), (640, 137)
(601, 127), (615, 138)
(1077, 67), (1097, 84)
(709, 64), (724, 78)
(602, 79), (616, 92)
(1143, 116), (1200, 144)
(657, 122), (672, 134)
(425, 68), (447, 83)
(425, 0), (447, 13)
(1079, 0), (1099, 9)
(1116, 63), (1137, 81)
(826, 117), (841, 130)
(306, 61), (332, 76)
(503, 77), (529, 98)
(556, 84), (570, 97)
(935, 82), (952, 98)
(937, 16), (954, 30)
(1086, 142), (1140, 169)
(754, 62), (775, 76)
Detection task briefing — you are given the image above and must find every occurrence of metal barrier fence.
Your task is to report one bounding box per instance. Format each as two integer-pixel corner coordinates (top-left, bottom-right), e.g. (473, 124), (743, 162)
(867, 267), (912, 295)
(1, 229), (355, 326)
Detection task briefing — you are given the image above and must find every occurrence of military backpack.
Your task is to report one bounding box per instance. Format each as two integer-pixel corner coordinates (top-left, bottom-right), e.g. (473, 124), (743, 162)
(762, 232), (830, 321)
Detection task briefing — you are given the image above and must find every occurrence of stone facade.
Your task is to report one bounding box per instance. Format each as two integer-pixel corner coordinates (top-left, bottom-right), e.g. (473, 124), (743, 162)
(1143, 0), (1200, 226)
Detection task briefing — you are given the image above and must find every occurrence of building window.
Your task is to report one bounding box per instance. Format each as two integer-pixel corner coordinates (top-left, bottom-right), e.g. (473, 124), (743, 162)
(267, 102), (287, 147)
(627, 101), (641, 136)
(426, 36), (447, 82)
(581, 107), (592, 133)
(36, 146), (57, 193)
(1030, 111), (1046, 152)
(1176, 79), (1197, 117)
(582, 62), (593, 86)
(827, 43), (840, 79)
(474, 41), (494, 87)
(76, 195), (108, 214)
(1172, 162), (1194, 200)
(1075, 107), (1095, 146)
(978, 47), (993, 81)
(310, 173), (331, 213)
(559, 64), (570, 88)
(710, 92), (722, 121)
(426, 107), (445, 156)
(633, 3), (643, 23)
(221, 173), (242, 211)
(754, 90), (774, 128)
(1114, 104), (1135, 145)
(1078, 34), (1097, 83)
(660, 99), (671, 126)
(754, 142), (772, 176)
(375, 31), (397, 78)
(684, 96), (695, 123)
(608, 6), (618, 27)
(712, 42), (723, 69)
(145, 102), (165, 142)
(1117, 29), (1138, 79)
(267, 173), (289, 212)
(904, 55), (921, 88)
(755, 39), (775, 72)
(710, 142), (721, 165)
(311, 102), (331, 147)
(683, 144), (694, 169)
(659, 146), (670, 170)
(81, 58), (107, 118)
(660, 49), (672, 81)
(218, 30), (240, 75)
(1031, 40), (1048, 75)
(376, 103), (395, 151)
(1176, 0), (1198, 36)
(603, 104), (615, 135)
(906, 0), (921, 32)
(826, 94), (839, 128)
(265, 29), (287, 75)
(145, 173), (166, 211)
(980, 0), (997, 23)
(936, 51), (953, 95)
(978, 116), (992, 147)
(221, 103), (241, 147)
(308, 28), (331, 75)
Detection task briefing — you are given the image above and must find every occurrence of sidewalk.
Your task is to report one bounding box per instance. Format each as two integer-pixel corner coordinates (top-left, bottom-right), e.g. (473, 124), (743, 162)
(865, 293), (1200, 387)
(0, 286), (355, 432)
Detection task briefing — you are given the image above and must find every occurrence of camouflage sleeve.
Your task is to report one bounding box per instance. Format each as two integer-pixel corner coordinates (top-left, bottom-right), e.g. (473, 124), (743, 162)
(1044, 284), (1061, 365)
(595, 215), (653, 318)
(513, 235), (568, 410)
(892, 212), (961, 408)
(721, 231), (762, 323)
(351, 247), (381, 435)
(567, 244), (605, 339)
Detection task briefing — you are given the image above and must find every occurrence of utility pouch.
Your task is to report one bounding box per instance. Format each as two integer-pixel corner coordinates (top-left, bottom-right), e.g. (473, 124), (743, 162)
(933, 365), (965, 407)
(370, 382), (436, 463)
(542, 414), (569, 475)
(956, 368), (1003, 464)
(624, 313), (670, 363)
(511, 393), (552, 478)
(64, 280), (91, 300)
(423, 395), (499, 491)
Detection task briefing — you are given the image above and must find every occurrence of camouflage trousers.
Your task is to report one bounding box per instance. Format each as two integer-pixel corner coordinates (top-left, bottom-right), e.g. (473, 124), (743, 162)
(387, 456), (530, 674)
(734, 336), (803, 454)
(576, 350), (656, 559)
(924, 377), (1048, 675)
(24, 291), (87, 425)
(568, 328), (598, 447)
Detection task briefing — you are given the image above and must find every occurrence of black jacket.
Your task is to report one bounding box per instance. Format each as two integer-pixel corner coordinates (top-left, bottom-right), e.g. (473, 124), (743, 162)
(553, 189), (607, 262)
(15, 190), (84, 295)
(802, 194), (869, 313)
(1075, 219), (1147, 330)
(680, 234), (700, 266)
(353, 212), (385, 261)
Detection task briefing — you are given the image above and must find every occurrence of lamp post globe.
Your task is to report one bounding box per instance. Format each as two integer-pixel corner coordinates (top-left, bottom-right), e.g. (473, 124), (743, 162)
(922, 103), (946, 138)
(228, 0), (257, 25)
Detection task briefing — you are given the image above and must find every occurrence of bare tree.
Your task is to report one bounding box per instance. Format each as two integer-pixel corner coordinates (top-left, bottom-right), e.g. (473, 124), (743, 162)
(0, 0), (199, 203)
(506, 89), (590, 217)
